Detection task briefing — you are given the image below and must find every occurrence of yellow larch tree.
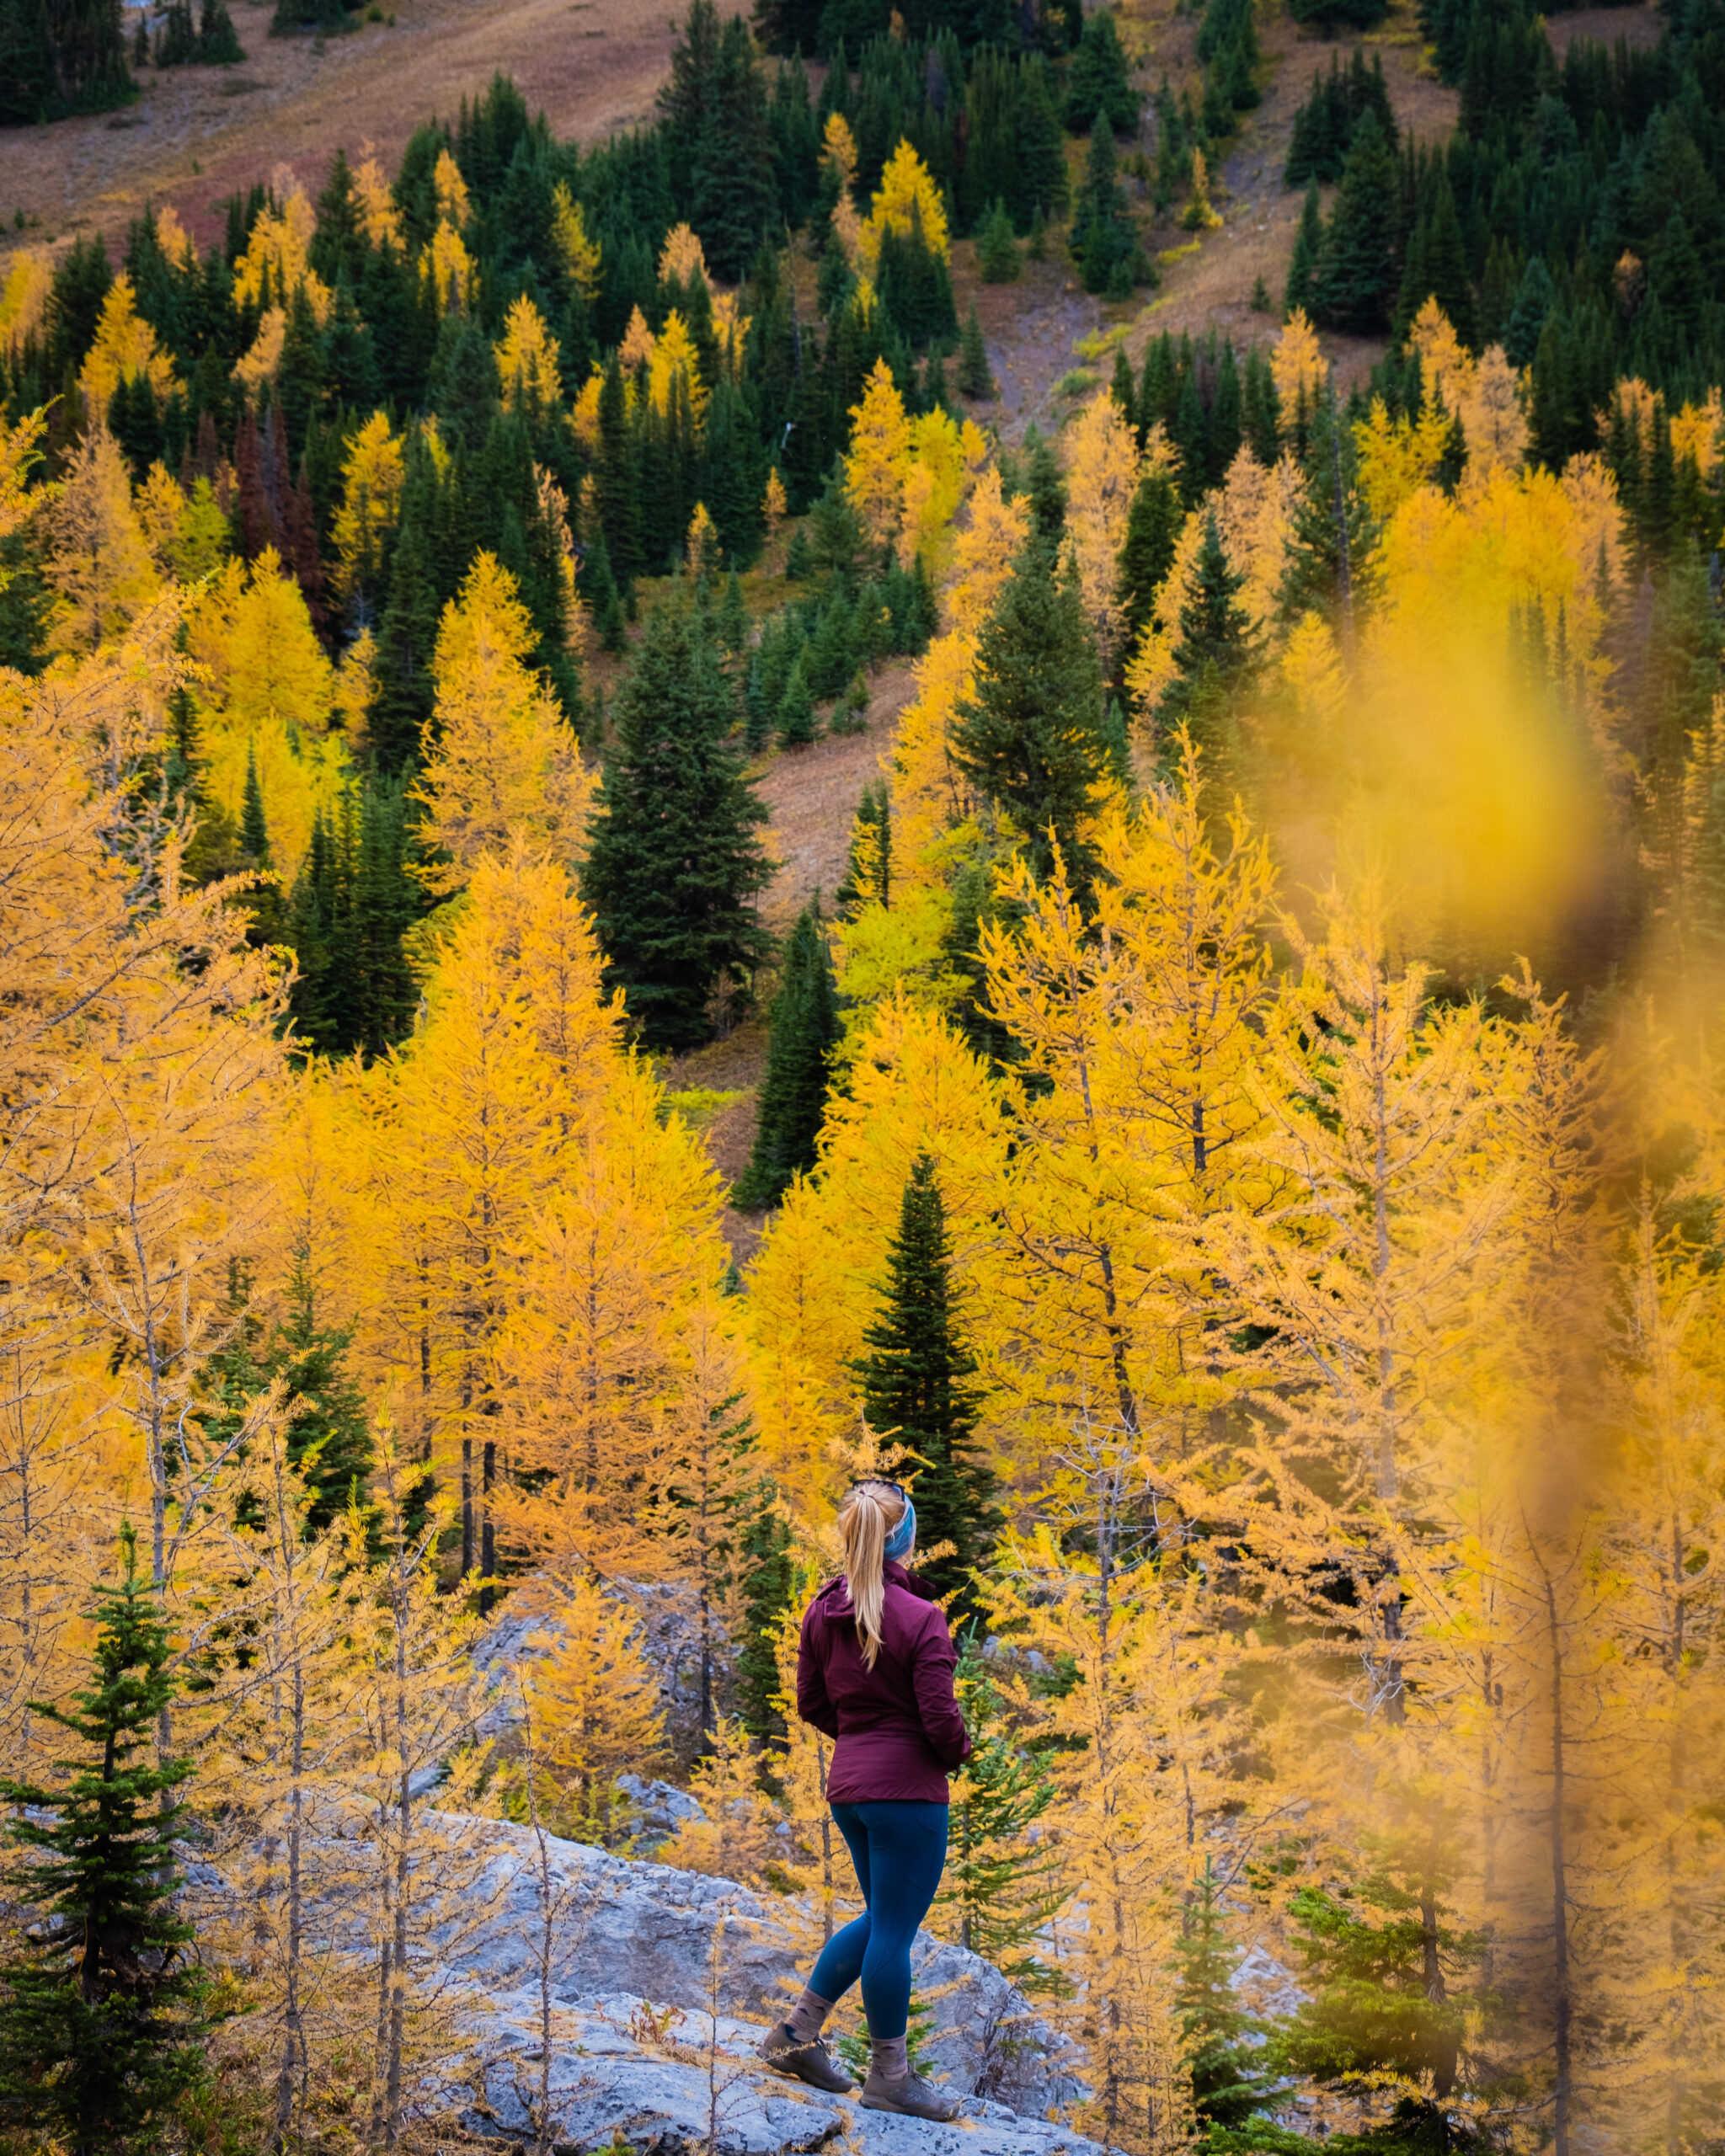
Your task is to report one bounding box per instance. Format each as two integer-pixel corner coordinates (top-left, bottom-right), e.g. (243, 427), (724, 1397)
(42, 424), (159, 650)
(821, 113), (865, 262)
(0, 592), (287, 1624)
(232, 184), (331, 323)
(493, 1056), (724, 1578)
(1270, 305), (1327, 414)
(517, 1573), (669, 1841)
(647, 308), (706, 424)
(1065, 387), (1142, 659)
(425, 221), (478, 312)
(686, 500), (720, 579)
(991, 1500), (1198, 2154)
(330, 408), (406, 605)
(658, 221), (710, 288)
(620, 303), (657, 373)
(0, 250), (52, 354)
(551, 180), (603, 301)
(353, 149), (403, 248)
(363, 851), (598, 1563)
(859, 138), (950, 272)
(77, 272), (175, 417)
(974, 766), (1277, 1461)
(411, 552), (592, 890)
(844, 357), (913, 552)
(494, 295), (563, 416)
(190, 548), (347, 875)
(1211, 881), (1528, 1717)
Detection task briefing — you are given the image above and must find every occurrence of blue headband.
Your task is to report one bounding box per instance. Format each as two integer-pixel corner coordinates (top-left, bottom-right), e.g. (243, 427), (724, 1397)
(884, 1497), (916, 1563)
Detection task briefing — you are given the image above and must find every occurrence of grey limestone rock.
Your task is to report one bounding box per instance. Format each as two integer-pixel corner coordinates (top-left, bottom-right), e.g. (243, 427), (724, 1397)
(465, 1988), (1104, 2156)
(429, 1813), (1083, 2115)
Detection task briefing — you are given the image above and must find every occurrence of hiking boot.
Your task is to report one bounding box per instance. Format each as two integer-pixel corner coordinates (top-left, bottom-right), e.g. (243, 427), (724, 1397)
(757, 2020), (854, 2094)
(859, 2066), (960, 2121)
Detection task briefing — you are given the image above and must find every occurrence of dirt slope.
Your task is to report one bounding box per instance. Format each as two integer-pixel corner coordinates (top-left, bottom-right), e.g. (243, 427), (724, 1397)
(2, 0), (678, 252)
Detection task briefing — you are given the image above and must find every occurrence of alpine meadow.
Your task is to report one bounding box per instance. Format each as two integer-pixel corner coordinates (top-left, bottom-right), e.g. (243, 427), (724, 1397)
(3, 0), (1725, 2144)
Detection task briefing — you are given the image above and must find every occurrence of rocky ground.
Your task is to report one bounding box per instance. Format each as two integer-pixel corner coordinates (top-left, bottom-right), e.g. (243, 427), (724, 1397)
(191, 1811), (1103, 2155)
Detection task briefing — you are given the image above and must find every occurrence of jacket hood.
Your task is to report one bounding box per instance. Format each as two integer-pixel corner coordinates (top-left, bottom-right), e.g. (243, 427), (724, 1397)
(814, 1561), (935, 1623)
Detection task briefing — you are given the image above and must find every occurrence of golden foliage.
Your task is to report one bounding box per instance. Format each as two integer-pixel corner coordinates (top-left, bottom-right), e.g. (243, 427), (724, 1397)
(77, 272), (175, 415)
(412, 552), (594, 888)
(0, 248), (52, 353)
(658, 221), (710, 289)
(353, 149), (403, 249)
(1065, 387), (1141, 656)
(330, 409), (406, 601)
(859, 138), (950, 271)
(494, 294), (563, 414)
(1268, 304), (1326, 412)
(647, 308), (706, 424)
(232, 185), (331, 322)
(422, 219), (478, 312)
(551, 179), (603, 301)
(844, 357), (913, 547)
(686, 500), (720, 579)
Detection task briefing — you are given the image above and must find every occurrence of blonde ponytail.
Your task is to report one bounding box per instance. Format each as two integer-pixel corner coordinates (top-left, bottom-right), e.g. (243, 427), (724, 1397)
(837, 1480), (907, 1668)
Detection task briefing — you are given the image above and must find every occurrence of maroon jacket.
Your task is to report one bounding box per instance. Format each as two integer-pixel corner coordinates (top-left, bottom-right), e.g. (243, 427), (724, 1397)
(795, 1561), (970, 1803)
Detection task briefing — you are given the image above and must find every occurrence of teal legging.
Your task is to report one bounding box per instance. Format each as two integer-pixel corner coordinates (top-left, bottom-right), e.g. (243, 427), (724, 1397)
(808, 1801), (949, 2040)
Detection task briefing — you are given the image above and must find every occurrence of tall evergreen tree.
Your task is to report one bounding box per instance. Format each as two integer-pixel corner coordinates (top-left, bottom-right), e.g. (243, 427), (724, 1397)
(1173, 1859), (1280, 2126)
(732, 897), (841, 1209)
(1161, 510), (1258, 769)
(0, 1527), (204, 2156)
(852, 1155), (1002, 1621)
(581, 606), (775, 1051)
(1283, 178), (1323, 321)
(1071, 119), (1142, 298)
(734, 1492), (796, 1743)
(1311, 108), (1397, 334)
(950, 542), (1109, 897)
(206, 1246), (373, 1528)
(1064, 6), (1139, 134)
(660, 1), (777, 281)
(1115, 463), (1183, 654)
(934, 1633), (1065, 1991)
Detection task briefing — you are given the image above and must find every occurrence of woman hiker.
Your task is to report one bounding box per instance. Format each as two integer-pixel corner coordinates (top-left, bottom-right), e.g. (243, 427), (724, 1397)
(757, 1476), (969, 2121)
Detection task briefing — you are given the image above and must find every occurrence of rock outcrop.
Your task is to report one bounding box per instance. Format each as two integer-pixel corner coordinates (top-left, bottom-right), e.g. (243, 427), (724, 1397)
(223, 1809), (1097, 2155)
(441, 1815), (1086, 2113)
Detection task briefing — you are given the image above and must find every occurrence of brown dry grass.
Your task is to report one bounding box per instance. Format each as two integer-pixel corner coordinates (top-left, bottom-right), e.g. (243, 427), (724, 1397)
(1546, 2), (1661, 53)
(1, 0), (679, 252)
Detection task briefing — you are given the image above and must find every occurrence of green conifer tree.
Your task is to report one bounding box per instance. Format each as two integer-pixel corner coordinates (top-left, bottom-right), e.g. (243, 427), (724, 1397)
(1017, 60), (1069, 228)
(977, 200), (1021, 284)
(1116, 464), (1183, 653)
(1160, 510), (1257, 770)
(732, 898), (841, 1210)
(934, 1633), (1065, 1991)
(734, 1495), (797, 1743)
(581, 607), (775, 1051)
(775, 648), (815, 745)
(957, 304), (996, 399)
(1064, 6), (1139, 134)
(836, 779), (892, 916)
(0, 1526), (204, 2156)
(1173, 1859), (1280, 2125)
(1071, 119), (1140, 298)
(852, 1155), (1003, 1621)
(1284, 178), (1322, 319)
(206, 1246), (373, 1529)
(1310, 108), (1397, 334)
(949, 542), (1109, 896)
